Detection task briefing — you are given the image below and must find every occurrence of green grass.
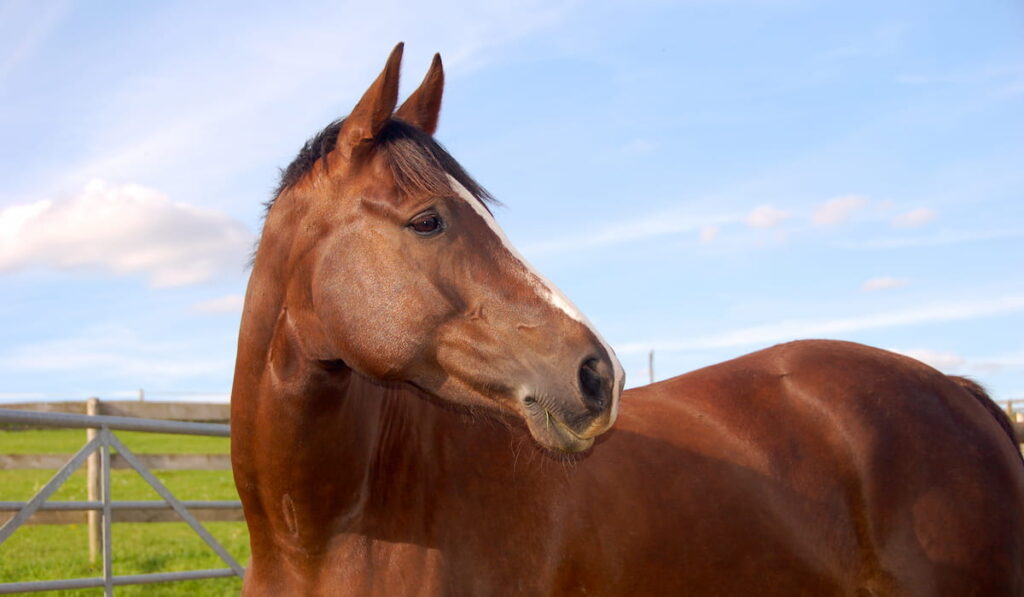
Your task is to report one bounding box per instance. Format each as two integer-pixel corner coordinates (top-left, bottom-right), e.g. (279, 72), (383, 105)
(0, 429), (249, 596)
(0, 428), (231, 455)
(0, 523), (247, 596)
(3, 469), (240, 502)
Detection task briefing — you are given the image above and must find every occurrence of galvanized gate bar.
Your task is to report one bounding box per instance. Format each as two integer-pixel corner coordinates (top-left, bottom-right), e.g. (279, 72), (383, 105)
(106, 432), (245, 576)
(0, 568), (238, 594)
(0, 500), (241, 511)
(0, 408), (244, 594)
(101, 429), (114, 596)
(0, 409), (229, 436)
(0, 434), (102, 546)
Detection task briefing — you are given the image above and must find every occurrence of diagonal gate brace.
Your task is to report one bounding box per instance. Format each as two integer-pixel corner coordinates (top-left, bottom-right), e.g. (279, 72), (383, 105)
(0, 434), (103, 546)
(105, 431), (245, 576)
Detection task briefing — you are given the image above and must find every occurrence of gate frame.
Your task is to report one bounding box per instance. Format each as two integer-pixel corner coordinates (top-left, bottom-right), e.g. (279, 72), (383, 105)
(0, 409), (244, 595)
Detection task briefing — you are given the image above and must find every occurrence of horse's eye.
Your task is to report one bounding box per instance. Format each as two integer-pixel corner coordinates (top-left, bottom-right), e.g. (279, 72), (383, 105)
(409, 213), (445, 237)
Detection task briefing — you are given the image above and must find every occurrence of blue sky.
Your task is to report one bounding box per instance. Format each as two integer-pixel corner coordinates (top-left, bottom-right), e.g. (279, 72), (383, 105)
(1, 0), (1022, 403)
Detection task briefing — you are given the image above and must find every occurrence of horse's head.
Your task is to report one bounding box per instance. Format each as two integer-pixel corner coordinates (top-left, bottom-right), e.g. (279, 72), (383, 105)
(256, 44), (623, 453)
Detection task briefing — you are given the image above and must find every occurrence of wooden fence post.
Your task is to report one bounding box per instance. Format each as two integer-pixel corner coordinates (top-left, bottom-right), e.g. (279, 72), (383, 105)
(86, 397), (100, 564)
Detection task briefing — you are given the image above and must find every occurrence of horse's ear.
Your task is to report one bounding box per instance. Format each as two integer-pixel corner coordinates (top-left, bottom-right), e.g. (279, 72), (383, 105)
(336, 42), (404, 160)
(395, 53), (444, 135)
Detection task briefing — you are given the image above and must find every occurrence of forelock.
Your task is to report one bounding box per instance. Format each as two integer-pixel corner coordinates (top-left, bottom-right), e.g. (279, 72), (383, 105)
(268, 119), (493, 214)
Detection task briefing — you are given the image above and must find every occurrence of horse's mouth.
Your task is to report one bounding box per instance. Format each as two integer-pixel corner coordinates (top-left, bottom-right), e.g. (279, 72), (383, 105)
(522, 405), (596, 454)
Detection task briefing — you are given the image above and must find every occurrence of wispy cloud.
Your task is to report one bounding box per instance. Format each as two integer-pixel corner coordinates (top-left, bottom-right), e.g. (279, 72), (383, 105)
(42, 0), (582, 196)
(105, 390), (230, 402)
(522, 209), (739, 256)
(970, 352), (1024, 374)
(0, 180), (252, 287)
(191, 294), (245, 314)
(827, 22), (908, 59)
(698, 225), (720, 243)
(0, 0), (69, 84)
(745, 204), (791, 228)
(891, 207), (936, 228)
(0, 392), (51, 402)
(0, 325), (233, 382)
(862, 276), (907, 291)
(620, 138), (657, 154)
(813, 194), (868, 226)
(890, 348), (965, 371)
(616, 293), (1024, 354)
(846, 228), (1024, 250)
(896, 63), (1024, 87)
(890, 348), (1024, 377)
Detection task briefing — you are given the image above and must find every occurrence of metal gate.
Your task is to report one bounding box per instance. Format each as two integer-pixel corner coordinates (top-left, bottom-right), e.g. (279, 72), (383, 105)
(0, 409), (244, 595)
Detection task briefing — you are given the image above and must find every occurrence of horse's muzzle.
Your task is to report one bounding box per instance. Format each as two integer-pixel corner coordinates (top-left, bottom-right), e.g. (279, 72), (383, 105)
(517, 354), (619, 453)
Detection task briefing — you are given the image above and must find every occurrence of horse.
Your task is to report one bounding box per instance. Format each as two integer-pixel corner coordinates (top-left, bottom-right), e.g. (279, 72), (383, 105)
(230, 43), (1024, 595)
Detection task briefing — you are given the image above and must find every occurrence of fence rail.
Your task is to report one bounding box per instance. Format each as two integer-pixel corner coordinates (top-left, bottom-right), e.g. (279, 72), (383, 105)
(0, 405), (244, 595)
(1, 452), (231, 470)
(0, 400), (229, 422)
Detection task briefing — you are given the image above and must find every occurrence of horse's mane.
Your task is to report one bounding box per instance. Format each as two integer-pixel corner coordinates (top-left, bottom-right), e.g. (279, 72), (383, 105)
(268, 118), (494, 213)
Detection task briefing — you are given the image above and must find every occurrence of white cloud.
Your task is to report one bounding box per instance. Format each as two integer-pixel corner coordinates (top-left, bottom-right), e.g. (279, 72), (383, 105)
(698, 225), (719, 243)
(891, 207), (936, 228)
(0, 180), (253, 287)
(745, 204), (791, 228)
(862, 276), (907, 291)
(192, 294), (245, 314)
(616, 293), (1024, 354)
(813, 194), (868, 226)
(891, 348), (966, 371)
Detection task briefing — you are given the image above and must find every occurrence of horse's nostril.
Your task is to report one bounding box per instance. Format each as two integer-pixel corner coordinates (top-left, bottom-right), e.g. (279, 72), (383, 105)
(578, 357), (609, 411)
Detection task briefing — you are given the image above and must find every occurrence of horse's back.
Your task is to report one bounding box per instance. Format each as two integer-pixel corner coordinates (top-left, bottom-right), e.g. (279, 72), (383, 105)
(612, 339), (1024, 595)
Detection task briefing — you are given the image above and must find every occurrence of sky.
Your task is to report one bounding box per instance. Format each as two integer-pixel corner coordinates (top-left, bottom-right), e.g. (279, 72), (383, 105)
(1, 0), (1022, 404)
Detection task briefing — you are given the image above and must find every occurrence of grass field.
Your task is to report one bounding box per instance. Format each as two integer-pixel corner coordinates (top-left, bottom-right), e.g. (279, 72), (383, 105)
(0, 428), (249, 596)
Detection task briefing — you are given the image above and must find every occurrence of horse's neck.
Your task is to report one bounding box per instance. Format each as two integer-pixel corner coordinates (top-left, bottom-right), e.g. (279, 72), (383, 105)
(233, 324), (492, 555)
(274, 370), (449, 528)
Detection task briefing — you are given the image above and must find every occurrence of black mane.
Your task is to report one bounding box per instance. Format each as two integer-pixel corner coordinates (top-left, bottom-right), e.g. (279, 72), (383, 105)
(269, 118), (493, 211)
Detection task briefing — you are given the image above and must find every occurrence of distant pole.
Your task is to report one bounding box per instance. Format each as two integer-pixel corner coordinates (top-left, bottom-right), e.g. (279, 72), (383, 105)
(138, 388), (145, 402)
(648, 350), (655, 385)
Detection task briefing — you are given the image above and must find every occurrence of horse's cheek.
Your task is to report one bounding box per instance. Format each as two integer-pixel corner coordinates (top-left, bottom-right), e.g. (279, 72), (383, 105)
(317, 266), (430, 379)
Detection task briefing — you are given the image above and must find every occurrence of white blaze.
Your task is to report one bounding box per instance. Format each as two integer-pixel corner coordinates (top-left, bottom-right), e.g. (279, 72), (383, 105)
(447, 175), (625, 414)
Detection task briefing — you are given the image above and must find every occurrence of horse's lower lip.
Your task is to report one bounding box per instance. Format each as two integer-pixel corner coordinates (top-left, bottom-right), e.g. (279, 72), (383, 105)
(549, 411), (585, 439)
(531, 409), (594, 453)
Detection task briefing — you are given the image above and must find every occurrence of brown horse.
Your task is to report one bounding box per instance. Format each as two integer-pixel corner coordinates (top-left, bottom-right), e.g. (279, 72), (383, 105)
(230, 44), (1024, 595)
